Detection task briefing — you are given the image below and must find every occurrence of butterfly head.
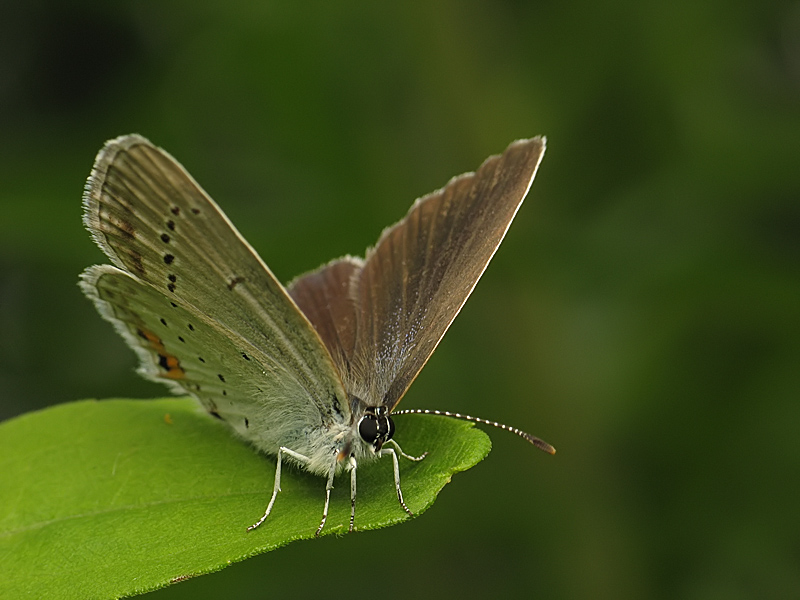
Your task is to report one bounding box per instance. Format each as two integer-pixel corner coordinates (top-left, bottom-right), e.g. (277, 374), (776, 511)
(357, 406), (395, 453)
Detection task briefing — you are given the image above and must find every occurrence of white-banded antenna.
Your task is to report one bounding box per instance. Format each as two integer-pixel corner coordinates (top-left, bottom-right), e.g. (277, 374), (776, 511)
(392, 409), (556, 455)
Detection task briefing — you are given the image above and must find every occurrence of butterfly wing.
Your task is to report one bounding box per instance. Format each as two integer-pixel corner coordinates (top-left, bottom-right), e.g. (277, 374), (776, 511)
(81, 135), (350, 456)
(289, 137), (545, 410)
(287, 257), (363, 379)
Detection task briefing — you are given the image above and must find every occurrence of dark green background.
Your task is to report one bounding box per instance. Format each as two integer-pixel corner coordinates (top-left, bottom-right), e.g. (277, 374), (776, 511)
(1, 1), (798, 598)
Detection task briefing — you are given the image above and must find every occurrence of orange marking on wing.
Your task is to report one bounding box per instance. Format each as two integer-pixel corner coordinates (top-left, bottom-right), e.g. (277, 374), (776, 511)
(160, 354), (186, 379)
(137, 328), (162, 345)
(162, 369), (186, 380)
(136, 327), (186, 379)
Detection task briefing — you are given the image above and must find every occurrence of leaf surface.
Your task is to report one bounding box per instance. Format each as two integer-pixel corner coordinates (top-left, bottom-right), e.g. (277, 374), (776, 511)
(0, 398), (490, 599)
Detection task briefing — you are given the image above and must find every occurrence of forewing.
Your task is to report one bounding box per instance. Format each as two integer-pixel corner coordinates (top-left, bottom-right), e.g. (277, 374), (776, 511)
(82, 134), (349, 431)
(351, 137), (546, 408)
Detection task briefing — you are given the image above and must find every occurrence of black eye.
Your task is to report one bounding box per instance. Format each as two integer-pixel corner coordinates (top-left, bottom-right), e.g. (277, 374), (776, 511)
(358, 407), (396, 452)
(359, 414), (379, 443)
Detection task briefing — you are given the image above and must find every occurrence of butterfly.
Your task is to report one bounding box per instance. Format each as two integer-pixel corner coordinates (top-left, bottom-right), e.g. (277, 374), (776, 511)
(80, 134), (553, 535)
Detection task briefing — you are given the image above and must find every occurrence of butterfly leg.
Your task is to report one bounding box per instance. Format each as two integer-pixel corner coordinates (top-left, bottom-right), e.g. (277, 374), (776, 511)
(248, 446), (311, 532)
(387, 438), (428, 462)
(348, 455), (357, 532)
(379, 447), (414, 517)
(315, 458), (338, 536)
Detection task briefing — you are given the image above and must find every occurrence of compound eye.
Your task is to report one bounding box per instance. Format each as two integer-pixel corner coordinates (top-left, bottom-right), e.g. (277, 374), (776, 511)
(358, 414), (379, 443)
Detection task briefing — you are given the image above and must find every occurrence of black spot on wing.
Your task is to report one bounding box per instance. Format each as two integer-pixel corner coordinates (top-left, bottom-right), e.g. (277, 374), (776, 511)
(205, 399), (223, 420)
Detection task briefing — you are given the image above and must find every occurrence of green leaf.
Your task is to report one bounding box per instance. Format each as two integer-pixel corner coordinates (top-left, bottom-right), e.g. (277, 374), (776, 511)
(0, 398), (490, 599)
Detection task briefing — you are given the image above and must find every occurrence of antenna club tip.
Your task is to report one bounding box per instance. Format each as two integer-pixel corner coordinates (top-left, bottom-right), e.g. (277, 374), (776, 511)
(528, 437), (556, 455)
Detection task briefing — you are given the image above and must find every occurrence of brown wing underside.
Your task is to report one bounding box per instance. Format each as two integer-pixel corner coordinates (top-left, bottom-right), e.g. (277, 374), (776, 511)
(289, 137), (546, 410)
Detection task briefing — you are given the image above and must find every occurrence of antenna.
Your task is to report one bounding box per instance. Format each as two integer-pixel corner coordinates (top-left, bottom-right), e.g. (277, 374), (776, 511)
(392, 408), (556, 455)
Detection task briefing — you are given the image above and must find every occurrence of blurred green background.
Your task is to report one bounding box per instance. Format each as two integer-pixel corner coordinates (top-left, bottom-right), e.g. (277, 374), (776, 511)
(1, 1), (799, 598)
